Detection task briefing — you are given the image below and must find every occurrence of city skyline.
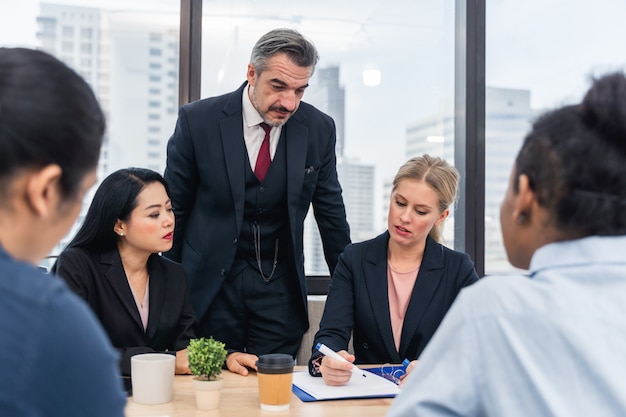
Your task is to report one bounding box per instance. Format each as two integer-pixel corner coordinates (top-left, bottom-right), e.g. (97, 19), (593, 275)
(5, 2), (621, 183)
(4, 0), (626, 273)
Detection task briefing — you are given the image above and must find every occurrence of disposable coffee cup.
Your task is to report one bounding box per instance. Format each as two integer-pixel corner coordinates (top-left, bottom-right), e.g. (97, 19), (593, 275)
(256, 353), (295, 411)
(131, 353), (175, 405)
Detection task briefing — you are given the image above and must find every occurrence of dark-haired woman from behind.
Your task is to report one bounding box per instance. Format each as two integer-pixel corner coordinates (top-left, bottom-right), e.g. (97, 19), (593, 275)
(388, 72), (626, 416)
(0, 47), (125, 417)
(53, 167), (196, 377)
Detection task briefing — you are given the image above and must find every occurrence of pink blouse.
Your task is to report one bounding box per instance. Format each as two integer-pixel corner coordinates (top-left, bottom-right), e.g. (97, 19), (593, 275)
(387, 263), (419, 352)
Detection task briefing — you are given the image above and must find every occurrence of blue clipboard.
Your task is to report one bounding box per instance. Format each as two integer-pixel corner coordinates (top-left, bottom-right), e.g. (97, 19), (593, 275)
(292, 367), (404, 402)
(292, 384), (318, 402)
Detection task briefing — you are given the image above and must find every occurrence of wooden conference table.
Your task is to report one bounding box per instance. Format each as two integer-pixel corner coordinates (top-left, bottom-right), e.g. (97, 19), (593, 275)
(125, 366), (393, 417)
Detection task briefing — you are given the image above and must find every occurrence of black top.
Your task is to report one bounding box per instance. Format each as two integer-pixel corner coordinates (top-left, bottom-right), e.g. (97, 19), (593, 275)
(53, 247), (197, 375)
(310, 232), (479, 374)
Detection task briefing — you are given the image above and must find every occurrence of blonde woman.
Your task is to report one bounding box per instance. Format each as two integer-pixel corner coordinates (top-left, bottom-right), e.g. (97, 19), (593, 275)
(310, 155), (479, 386)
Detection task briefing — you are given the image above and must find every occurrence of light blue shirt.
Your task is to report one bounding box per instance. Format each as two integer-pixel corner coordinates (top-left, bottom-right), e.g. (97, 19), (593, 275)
(388, 235), (626, 417)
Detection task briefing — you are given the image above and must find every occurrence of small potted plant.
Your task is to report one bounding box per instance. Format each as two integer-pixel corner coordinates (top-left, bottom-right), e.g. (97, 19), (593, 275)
(187, 337), (228, 410)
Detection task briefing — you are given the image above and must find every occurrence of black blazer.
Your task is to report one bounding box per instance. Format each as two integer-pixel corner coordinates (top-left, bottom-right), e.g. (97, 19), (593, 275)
(163, 81), (351, 323)
(53, 247), (197, 375)
(311, 232), (479, 367)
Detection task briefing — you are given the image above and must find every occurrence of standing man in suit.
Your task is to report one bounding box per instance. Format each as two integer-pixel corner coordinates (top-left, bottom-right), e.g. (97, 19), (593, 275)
(164, 28), (351, 375)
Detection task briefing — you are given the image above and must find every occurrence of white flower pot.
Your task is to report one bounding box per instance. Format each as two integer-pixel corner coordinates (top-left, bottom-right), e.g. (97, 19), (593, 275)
(192, 376), (223, 410)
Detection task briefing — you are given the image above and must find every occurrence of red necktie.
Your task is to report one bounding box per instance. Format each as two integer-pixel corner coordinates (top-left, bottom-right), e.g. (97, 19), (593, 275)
(254, 122), (272, 182)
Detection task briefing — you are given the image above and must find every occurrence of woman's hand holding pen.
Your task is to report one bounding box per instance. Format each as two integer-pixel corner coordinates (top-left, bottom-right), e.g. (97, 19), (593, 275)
(320, 350), (355, 386)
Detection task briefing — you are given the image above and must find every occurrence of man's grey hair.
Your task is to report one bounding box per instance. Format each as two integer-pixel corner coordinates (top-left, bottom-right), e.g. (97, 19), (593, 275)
(250, 28), (319, 76)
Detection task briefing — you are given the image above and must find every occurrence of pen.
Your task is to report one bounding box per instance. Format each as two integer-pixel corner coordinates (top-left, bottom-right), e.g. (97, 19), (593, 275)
(315, 343), (367, 378)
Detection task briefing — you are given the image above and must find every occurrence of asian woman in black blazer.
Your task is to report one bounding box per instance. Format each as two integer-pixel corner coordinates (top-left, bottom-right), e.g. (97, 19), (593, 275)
(53, 168), (197, 376)
(310, 155), (480, 386)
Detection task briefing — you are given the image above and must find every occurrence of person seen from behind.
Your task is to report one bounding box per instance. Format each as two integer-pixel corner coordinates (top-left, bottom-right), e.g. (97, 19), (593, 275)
(0, 47), (126, 417)
(387, 71), (626, 417)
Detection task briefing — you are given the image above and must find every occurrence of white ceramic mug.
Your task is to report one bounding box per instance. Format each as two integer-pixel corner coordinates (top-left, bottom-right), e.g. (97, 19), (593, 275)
(131, 353), (176, 404)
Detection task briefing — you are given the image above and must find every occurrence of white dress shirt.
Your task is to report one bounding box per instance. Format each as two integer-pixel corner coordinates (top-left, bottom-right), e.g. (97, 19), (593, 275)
(241, 85), (282, 170)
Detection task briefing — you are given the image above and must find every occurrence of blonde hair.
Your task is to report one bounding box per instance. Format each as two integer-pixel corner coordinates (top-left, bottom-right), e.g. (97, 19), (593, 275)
(391, 154), (459, 243)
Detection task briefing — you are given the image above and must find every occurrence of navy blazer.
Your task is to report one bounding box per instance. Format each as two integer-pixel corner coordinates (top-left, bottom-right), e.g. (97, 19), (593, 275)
(311, 232), (479, 366)
(53, 247), (197, 375)
(164, 81), (351, 323)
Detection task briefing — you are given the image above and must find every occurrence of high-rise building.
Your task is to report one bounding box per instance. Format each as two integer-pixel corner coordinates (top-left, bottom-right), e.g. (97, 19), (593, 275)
(338, 160), (376, 242)
(36, 3), (179, 260)
(305, 66), (346, 158)
(37, 4), (104, 172)
(303, 65), (377, 275)
(104, 13), (178, 173)
(398, 87), (532, 267)
(483, 87), (533, 270)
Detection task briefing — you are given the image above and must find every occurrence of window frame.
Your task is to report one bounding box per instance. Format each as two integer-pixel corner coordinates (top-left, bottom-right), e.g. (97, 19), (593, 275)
(177, 0), (487, 290)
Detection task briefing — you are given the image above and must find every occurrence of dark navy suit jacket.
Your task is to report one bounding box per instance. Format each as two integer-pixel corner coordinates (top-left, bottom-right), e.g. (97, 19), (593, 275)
(163, 82), (351, 325)
(53, 247), (197, 375)
(311, 232), (479, 366)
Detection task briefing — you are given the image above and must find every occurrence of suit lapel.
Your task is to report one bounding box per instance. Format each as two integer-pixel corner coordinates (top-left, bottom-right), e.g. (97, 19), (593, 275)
(398, 237), (444, 357)
(101, 249), (144, 331)
(221, 84), (247, 233)
(363, 233), (401, 362)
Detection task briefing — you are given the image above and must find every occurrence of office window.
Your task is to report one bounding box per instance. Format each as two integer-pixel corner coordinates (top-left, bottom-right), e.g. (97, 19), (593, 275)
(62, 40), (73, 53)
(485, 0), (626, 274)
(201, 0), (456, 275)
(1, 1), (180, 257)
(36, 17), (56, 37)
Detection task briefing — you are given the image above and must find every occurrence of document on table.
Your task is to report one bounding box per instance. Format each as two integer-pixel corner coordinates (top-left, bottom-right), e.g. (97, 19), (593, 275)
(292, 370), (400, 401)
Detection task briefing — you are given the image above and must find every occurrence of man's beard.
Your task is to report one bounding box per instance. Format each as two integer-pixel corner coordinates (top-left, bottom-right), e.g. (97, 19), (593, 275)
(251, 87), (291, 127)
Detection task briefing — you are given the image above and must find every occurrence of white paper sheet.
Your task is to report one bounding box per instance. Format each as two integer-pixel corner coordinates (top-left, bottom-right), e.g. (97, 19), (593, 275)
(292, 370), (400, 400)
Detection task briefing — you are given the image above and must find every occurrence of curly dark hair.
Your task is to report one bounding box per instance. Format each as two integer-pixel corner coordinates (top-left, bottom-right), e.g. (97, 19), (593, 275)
(514, 72), (626, 237)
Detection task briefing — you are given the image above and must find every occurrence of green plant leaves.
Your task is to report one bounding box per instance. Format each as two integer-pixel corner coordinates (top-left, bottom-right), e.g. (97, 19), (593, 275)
(187, 337), (228, 380)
